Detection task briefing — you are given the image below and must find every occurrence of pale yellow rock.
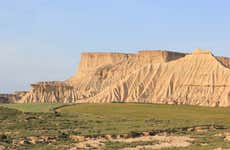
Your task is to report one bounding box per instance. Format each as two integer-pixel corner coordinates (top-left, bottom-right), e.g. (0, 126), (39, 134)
(83, 49), (230, 107)
(17, 49), (230, 106)
(19, 82), (78, 103)
(0, 145), (5, 150)
(18, 50), (185, 103)
(66, 50), (186, 101)
(69, 135), (85, 142)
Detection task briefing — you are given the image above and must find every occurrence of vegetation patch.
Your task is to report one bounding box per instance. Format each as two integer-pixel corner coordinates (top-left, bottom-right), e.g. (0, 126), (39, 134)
(0, 103), (65, 112)
(1, 103), (230, 149)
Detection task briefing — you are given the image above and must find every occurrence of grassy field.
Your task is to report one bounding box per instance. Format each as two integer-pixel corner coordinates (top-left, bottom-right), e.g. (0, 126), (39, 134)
(0, 103), (230, 149)
(0, 103), (66, 112)
(59, 103), (230, 130)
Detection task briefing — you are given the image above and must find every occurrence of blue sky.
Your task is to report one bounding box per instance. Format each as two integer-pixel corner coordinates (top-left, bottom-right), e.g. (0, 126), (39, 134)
(0, 0), (230, 93)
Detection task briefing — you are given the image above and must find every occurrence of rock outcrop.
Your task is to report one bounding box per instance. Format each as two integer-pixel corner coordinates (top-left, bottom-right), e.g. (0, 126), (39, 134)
(18, 82), (78, 103)
(0, 94), (13, 103)
(16, 49), (230, 107)
(217, 56), (230, 68)
(66, 50), (186, 99)
(71, 52), (135, 79)
(83, 49), (230, 107)
(18, 50), (186, 103)
(0, 94), (18, 103)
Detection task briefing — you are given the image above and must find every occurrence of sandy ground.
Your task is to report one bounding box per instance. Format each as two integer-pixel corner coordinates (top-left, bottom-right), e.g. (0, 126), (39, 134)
(70, 134), (194, 150)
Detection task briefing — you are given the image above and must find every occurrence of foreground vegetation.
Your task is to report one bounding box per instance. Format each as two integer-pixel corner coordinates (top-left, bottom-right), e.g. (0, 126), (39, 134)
(0, 103), (230, 149)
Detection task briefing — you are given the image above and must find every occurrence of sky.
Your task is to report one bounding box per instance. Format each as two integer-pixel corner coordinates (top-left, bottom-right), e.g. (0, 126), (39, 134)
(0, 0), (230, 93)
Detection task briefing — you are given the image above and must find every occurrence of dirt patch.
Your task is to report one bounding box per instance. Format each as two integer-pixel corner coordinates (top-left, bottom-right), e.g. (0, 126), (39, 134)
(113, 135), (194, 150)
(215, 132), (230, 142)
(70, 135), (194, 150)
(213, 148), (230, 150)
(12, 136), (57, 145)
(61, 125), (223, 149)
(70, 139), (105, 150)
(0, 145), (5, 150)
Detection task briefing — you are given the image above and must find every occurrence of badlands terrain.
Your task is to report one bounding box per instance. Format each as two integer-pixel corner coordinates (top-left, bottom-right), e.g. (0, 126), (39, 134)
(1, 49), (230, 149)
(1, 49), (230, 107)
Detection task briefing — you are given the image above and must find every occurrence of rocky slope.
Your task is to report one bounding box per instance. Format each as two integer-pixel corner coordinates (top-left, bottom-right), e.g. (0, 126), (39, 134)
(18, 82), (78, 103)
(0, 94), (16, 103)
(17, 49), (230, 106)
(66, 50), (186, 99)
(0, 94), (10, 103)
(18, 50), (185, 103)
(83, 49), (230, 107)
(217, 56), (230, 68)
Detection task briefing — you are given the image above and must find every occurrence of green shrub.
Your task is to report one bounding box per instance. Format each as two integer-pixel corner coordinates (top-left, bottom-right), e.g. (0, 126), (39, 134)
(0, 134), (11, 143)
(58, 132), (69, 139)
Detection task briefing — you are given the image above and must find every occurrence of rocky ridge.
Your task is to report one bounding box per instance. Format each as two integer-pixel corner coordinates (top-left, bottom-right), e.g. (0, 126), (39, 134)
(9, 49), (230, 107)
(83, 49), (230, 107)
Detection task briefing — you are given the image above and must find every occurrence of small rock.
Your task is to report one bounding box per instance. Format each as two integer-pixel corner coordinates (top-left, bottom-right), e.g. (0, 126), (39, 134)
(159, 132), (168, 136)
(116, 135), (121, 139)
(40, 136), (56, 142)
(69, 135), (85, 142)
(27, 136), (38, 144)
(200, 143), (209, 146)
(104, 134), (112, 140)
(224, 135), (230, 141)
(142, 132), (150, 136)
(19, 139), (31, 145)
(194, 127), (208, 132)
(215, 132), (230, 142)
(187, 128), (194, 132)
(19, 140), (25, 145)
(214, 133), (223, 137)
(0, 145), (5, 150)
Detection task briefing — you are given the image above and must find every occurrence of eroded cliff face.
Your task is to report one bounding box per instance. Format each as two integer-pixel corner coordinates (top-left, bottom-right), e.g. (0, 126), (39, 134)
(136, 50), (186, 63)
(0, 94), (16, 103)
(19, 82), (78, 103)
(70, 51), (186, 80)
(17, 49), (230, 106)
(82, 49), (230, 107)
(18, 50), (186, 103)
(66, 50), (186, 100)
(69, 51), (186, 85)
(70, 52), (135, 80)
(217, 56), (230, 68)
(0, 95), (9, 103)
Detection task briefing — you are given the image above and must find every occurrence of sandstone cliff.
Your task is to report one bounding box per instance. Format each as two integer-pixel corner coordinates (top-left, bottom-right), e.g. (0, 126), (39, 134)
(217, 56), (230, 68)
(17, 49), (230, 107)
(18, 50), (186, 103)
(66, 50), (186, 100)
(18, 82), (78, 103)
(0, 94), (14, 103)
(0, 93), (22, 103)
(82, 49), (230, 107)
(70, 52), (135, 79)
